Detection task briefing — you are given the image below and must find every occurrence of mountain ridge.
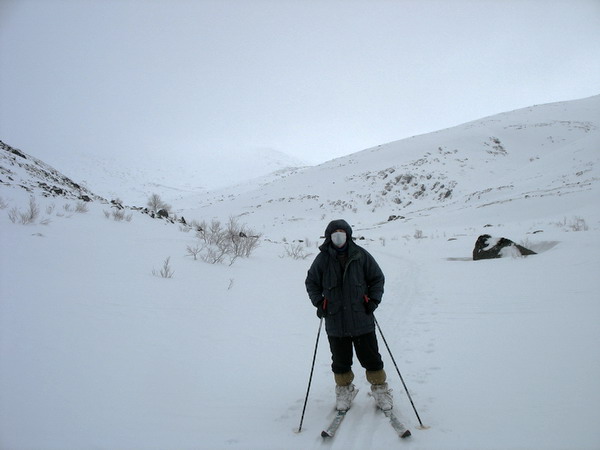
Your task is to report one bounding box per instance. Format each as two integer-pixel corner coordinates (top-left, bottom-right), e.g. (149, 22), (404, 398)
(1, 94), (598, 237)
(177, 95), (599, 235)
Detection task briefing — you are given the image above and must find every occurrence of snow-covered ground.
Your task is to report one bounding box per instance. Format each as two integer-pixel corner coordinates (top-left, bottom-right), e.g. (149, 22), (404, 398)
(1, 96), (599, 449)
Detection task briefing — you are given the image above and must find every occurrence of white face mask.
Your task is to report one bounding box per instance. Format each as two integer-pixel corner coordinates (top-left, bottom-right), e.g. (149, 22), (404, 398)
(331, 231), (347, 248)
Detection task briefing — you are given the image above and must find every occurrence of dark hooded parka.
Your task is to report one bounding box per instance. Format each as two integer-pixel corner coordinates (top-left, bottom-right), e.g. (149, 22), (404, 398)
(305, 219), (385, 337)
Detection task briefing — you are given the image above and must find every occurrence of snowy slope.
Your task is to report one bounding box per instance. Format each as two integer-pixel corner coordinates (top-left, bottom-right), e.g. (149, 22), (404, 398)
(40, 147), (308, 206)
(1, 95), (599, 449)
(178, 95), (599, 238)
(0, 141), (104, 202)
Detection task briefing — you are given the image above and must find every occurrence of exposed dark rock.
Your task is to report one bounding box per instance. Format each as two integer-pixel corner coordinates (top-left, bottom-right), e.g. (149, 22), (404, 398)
(473, 234), (537, 260)
(1, 140), (105, 202)
(1, 141), (27, 159)
(387, 215), (405, 221)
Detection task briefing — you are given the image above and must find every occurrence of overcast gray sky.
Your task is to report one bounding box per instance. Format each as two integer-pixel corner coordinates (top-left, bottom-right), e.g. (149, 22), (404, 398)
(1, 0), (599, 168)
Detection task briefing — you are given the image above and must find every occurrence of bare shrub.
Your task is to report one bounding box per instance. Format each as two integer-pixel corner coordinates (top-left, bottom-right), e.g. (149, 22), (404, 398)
(152, 257), (174, 278)
(8, 207), (19, 223)
(25, 197), (39, 223)
(112, 209), (126, 221)
(210, 220), (227, 245)
(569, 217), (588, 231)
(202, 246), (228, 265)
(192, 216), (261, 264)
(282, 243), (311, 260)
(553, 216), (589, 232)
(414, 229), (424, 239)
(0, 197), (7, 209)
(104, 209), (132, 222)
(147, 193), (171, 213)
(226, 217), (261, 261)
(186, 244), (203, 260)
(74, 201), (89, 213)
(8, 197), (40, 224)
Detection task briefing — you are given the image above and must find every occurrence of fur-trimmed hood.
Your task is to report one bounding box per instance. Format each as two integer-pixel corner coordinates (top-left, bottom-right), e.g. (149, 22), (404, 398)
(320, 219), (353, 251)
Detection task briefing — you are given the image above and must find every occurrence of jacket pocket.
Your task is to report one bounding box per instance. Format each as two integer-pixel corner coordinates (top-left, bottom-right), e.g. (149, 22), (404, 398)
(352, 281), (367, 305)
(351, 302), (366, 315)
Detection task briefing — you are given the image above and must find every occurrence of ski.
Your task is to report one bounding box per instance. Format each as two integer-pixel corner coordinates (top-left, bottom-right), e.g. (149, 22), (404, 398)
(383, 409), (411, 438)
(321, 385), (358, 438)
(321, 410), (347, 438)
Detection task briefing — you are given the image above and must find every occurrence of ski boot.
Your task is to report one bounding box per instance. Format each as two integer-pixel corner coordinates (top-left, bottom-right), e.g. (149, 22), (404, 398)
(370, 382), (393, 411)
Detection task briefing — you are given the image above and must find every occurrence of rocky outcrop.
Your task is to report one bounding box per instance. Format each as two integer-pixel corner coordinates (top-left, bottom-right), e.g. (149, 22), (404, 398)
(0, 140), (104, 202)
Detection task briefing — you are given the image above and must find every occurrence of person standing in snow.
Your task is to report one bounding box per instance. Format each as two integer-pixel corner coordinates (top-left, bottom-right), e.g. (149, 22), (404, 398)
(305, 219), (392, 412)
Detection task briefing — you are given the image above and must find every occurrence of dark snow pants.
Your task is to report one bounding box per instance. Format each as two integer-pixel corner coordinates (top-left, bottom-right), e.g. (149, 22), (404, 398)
(327, 331), (384, 374)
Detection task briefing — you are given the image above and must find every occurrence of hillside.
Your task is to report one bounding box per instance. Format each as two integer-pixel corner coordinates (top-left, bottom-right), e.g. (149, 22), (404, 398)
(1, 96), (599, 450)
(179, 95), (599, 238)
(37, 147), (308, 206)
(0, 140), (104, 203)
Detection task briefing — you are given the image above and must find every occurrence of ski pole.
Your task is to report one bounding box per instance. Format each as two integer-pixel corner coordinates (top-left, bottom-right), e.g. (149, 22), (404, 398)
(296, 317), (323, 433)
(374, 316), (428, 429)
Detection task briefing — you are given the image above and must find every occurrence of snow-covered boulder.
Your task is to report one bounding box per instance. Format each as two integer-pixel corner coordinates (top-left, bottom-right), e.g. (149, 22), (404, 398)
(472, 234), (537, 260)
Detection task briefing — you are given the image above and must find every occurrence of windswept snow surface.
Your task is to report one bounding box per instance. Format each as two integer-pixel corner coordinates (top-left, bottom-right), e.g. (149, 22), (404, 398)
(1, 96), (600, 449)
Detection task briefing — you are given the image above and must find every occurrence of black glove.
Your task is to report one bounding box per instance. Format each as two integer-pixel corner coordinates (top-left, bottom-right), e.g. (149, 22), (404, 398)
(316, 299), (327, 318)
(364, 297), (379, 314)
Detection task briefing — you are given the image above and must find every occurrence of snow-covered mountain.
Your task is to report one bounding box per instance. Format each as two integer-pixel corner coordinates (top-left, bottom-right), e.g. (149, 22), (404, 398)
(178, 95), (599, 238)
(0, 140), (105, 202)
(35, 146), (308, 205)
(3, 94), (598, 229)
(1, 95), (599, 450)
